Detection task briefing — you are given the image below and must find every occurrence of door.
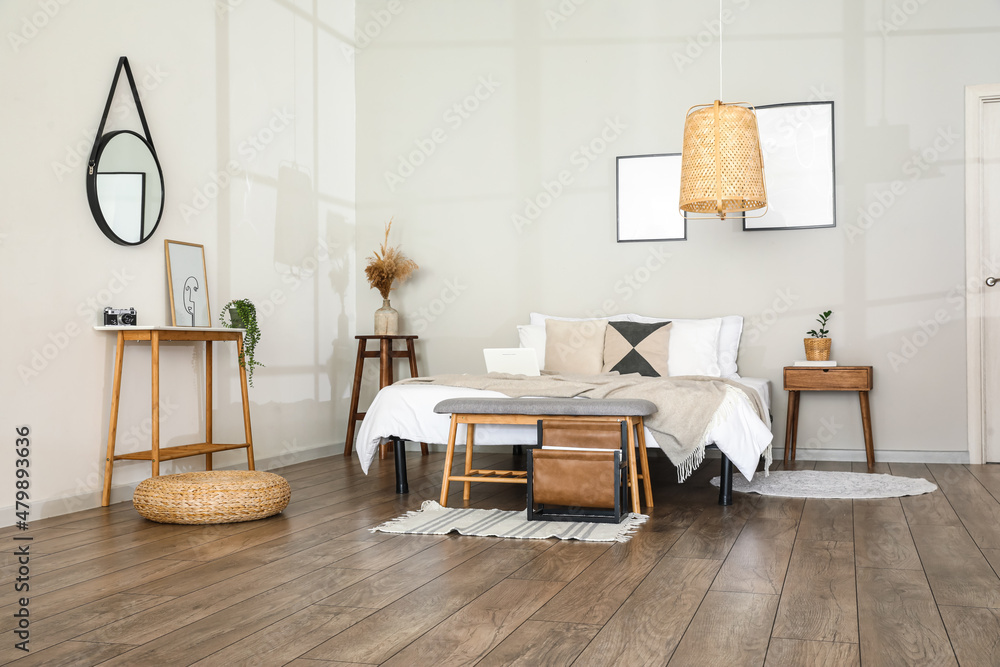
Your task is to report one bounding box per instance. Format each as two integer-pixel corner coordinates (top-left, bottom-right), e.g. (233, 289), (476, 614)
(967, 86), (1000, 463)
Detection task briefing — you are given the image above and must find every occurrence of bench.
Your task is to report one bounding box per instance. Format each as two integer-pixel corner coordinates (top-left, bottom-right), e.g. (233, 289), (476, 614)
(432, 397), (657, 513)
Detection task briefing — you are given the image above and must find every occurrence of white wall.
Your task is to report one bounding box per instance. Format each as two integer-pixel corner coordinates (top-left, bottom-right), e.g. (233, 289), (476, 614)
(355, 1), (1000, 462)
(0, 0), (356, 522)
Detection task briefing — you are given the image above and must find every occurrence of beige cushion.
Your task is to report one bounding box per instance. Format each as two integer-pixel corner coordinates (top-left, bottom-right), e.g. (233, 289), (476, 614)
(544, 319), (608, 374)
(602, 321), (672, 376)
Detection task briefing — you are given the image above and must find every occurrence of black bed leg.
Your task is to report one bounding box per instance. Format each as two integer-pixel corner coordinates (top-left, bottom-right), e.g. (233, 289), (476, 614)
(512, 445), (523, 456)
(718, 454), (733, 506)
(393, 437), (408, 494)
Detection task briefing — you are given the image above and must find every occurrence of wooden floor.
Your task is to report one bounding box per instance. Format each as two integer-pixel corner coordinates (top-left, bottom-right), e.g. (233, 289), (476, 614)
(3, 452), (1000, 666)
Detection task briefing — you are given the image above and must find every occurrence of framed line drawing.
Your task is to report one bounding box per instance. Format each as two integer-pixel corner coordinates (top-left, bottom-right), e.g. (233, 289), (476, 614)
(616, 153), (687, 242)
(165, 240), (211, 327)
(745, 100), (836, 231)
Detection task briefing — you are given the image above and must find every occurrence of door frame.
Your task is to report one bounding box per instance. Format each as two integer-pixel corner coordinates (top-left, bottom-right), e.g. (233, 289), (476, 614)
(965, 84), (1000, 464)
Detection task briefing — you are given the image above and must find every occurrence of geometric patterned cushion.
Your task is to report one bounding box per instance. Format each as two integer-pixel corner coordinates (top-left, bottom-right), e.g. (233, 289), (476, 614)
(602, 320), (672, 377)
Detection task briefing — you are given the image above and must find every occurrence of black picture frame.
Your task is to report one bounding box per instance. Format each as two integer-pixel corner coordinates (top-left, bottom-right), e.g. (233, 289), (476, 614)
(616, 153), (687, 242)
(744, 100), (836, 231)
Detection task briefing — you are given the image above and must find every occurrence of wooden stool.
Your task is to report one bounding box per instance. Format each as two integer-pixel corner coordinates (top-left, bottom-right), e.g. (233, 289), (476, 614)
(344, 335), (428, 459)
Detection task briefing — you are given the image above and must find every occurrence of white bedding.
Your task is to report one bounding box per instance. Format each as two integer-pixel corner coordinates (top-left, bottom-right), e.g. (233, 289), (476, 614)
(355, 375), (773, 482)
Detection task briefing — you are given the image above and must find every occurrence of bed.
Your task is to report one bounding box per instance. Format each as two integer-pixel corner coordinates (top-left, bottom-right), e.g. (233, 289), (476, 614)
(353, 313), (775, 501)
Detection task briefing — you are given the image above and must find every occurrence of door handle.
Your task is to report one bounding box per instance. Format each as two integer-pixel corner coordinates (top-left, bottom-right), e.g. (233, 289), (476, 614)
(988, 277), (998, 287)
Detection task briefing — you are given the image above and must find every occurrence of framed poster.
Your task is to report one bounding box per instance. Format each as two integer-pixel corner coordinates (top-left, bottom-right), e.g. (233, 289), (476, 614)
(164, 240), (211, 327)
(745, 101), (836, 231)
(616, 153), (687, 242)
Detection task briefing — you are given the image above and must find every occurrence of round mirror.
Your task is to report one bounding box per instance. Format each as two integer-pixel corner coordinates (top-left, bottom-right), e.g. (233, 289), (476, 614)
(86, 130), (164, 246)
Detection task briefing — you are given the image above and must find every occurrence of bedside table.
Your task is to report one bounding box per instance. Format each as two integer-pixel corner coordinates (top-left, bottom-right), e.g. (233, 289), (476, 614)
(783, 366), (875, 469)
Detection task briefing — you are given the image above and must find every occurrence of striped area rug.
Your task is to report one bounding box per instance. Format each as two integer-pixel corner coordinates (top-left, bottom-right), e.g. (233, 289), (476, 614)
(373, 500), (648, 542)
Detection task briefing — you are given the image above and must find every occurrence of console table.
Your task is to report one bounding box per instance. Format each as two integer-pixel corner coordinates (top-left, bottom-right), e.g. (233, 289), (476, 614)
(783, 365), (875, 469)
(96, 326), (255, 506)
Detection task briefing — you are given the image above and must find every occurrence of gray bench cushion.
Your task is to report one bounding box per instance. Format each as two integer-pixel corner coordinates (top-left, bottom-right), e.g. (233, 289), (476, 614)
(433, 397), (657, 417)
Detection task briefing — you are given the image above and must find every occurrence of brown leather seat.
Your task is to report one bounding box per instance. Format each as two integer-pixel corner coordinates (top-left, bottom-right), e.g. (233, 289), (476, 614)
(527, 419), (628, 523)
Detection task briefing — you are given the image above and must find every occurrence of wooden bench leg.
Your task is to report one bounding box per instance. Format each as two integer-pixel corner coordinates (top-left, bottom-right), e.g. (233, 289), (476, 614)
(635, 418), (653, 509)
(463, 424), (476, 501)
(440, 415), (460, 506)
(624, 418), (641, 513)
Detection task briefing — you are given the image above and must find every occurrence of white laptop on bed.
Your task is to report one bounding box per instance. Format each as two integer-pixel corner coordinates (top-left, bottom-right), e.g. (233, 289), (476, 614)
(483, 348), (540, 376)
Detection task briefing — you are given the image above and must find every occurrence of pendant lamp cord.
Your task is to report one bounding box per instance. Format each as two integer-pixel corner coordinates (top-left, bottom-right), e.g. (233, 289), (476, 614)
(719, 0), (723, 101)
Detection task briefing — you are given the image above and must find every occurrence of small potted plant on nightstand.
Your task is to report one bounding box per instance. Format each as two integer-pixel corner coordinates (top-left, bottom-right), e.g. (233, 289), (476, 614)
(805, 310), (833, 361)
(219, 298), (263, 387)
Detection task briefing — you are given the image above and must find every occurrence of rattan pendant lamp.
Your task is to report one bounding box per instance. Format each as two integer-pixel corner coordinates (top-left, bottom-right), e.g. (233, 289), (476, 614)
(679, 2), (767, 220)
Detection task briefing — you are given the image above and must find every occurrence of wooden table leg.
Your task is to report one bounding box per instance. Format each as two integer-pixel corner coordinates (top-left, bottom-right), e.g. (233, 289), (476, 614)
(784, 390), (799, 465)
(440, 415), (460, 506)
(789, 390), (800, 463)
(860, 390), (875, 470)
(101, 331), (126, 507)
(151, 331), (160, 478)
(635, 418), (653, 508)
(405, 338), (429, 456)
(463, 424), (476, 500)
(344, 339), (367, 456)
(237, 333), (255, 470)
(205, 341), (213, 471)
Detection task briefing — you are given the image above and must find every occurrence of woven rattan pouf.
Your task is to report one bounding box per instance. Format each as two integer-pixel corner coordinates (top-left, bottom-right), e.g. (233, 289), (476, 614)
(132, 470), (291, 524)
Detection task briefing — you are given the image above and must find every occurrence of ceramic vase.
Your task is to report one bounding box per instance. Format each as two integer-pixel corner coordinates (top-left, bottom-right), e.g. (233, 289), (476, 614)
(374, 298), (399, 335)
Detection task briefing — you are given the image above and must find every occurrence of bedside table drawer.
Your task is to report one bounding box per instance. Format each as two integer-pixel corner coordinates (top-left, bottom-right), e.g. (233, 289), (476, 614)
(784, 366), (872, 391)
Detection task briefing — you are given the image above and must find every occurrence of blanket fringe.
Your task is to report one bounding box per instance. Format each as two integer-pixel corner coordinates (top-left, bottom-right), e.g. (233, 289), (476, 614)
(614, 513), (649, 542)
(675, 387), (743, 483)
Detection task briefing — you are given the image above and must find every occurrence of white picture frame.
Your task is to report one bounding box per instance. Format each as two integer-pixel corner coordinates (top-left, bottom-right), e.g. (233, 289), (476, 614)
(164, 240), (211, 327)
(745, 101), (836, 231)
(616, 153), (687, 242)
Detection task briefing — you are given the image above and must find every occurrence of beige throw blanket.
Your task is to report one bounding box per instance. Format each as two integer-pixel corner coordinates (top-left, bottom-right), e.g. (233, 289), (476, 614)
(401, 372), (769, 481)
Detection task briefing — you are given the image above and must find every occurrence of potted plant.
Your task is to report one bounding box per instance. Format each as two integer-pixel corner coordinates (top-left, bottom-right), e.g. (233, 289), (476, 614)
(804, 310), (833, 361)
(219, 298), (264, 387)
(364, 218), (418, 335)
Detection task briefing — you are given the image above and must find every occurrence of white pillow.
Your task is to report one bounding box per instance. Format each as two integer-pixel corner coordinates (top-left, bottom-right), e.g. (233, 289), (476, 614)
(529, 312), (630, 326)
(517, 324), (546, 369)
(629, 314), (742, 377)
(628, 315), (722, 376)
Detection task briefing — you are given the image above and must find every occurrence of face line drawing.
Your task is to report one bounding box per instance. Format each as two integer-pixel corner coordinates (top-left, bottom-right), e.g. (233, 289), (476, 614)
(183, 276), (199, 326)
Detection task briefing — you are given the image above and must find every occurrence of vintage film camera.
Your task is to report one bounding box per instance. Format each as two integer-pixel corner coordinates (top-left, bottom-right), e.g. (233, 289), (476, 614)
(103, 307), (137, 326)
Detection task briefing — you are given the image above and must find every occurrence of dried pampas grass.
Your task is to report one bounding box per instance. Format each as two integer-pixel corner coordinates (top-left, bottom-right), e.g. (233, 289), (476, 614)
(364, 219), (418, 299)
